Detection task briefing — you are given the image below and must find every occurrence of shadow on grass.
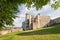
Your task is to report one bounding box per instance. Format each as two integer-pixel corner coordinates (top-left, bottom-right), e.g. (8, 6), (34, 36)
(17, 24), (60, 36)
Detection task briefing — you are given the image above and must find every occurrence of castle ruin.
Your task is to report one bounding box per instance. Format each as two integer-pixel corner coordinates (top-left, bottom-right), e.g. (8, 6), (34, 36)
(22, 13), (50, 30)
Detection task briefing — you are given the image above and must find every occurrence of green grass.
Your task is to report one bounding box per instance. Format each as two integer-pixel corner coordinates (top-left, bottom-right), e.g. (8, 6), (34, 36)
(0, 24), (60, 40)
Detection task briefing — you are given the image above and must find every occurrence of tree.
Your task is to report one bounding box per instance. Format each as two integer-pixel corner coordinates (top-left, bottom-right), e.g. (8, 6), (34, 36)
(0, 0), (59, 29)
(51, 0), (60, 9)
(0, 0), (18, 29)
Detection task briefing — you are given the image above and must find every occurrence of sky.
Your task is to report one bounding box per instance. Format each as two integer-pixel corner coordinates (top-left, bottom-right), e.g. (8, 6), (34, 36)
(13, 0), (60, 27)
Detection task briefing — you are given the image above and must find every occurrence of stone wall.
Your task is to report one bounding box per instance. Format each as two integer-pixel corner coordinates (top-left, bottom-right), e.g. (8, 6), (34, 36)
(0, 28), (22, 35)
(33, 22), (38, 30)
(33, 15), (50, 29)
(48, 17), (60, 26)
(53, 17), (60, 24)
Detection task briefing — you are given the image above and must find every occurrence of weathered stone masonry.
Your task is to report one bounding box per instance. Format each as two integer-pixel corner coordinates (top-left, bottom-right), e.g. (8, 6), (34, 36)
(22, 13), (50, 30)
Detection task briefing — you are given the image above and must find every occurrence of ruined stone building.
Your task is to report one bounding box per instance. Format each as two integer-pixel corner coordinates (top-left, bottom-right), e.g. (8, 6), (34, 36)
(49, 17), (60, 25)
(22, 13), (50, 30)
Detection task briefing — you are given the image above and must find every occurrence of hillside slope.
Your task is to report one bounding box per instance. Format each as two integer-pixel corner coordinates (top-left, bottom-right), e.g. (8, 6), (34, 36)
(0, 24), (60, 40)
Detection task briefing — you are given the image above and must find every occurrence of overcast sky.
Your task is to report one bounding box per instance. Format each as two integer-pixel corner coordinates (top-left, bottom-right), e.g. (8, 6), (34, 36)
(13, 0), (60, 27)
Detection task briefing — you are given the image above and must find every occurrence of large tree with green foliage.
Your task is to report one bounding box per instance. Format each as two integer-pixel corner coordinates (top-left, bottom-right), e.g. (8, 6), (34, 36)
(0, 0), (60, 29)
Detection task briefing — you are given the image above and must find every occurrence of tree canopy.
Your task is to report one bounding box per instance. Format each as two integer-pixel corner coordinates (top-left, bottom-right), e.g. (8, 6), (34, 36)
(0, 0), (60, 29)
(52, 0), (60, 9)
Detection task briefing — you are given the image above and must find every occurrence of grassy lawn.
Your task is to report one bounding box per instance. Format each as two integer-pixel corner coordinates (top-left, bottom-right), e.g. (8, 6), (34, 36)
(0, 24), (60, 40)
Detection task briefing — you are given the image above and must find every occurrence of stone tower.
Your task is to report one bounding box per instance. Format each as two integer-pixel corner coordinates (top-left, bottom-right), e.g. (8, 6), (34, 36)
(26, 13), (34, 29)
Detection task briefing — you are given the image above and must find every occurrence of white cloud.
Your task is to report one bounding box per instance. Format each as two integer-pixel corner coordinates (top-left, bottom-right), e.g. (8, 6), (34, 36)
(49, 8), (60, 19)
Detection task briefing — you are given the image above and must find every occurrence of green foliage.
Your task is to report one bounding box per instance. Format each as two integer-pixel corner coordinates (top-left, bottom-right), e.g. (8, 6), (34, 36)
(52, 0), (60, 9)
(0, 0), (50, 29)
(0, 0), (18, 28)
